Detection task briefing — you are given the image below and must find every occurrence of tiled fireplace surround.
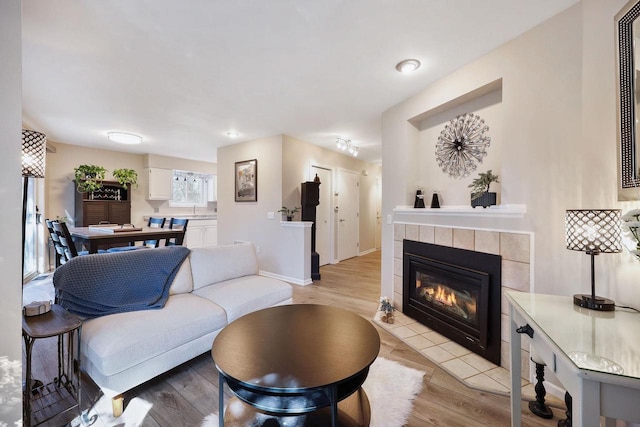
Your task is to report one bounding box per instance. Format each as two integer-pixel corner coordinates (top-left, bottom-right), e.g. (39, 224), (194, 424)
(381, 216), (534, 395)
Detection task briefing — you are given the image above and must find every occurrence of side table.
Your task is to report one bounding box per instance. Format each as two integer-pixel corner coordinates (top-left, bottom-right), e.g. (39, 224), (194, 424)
(23, 304), (82, 427)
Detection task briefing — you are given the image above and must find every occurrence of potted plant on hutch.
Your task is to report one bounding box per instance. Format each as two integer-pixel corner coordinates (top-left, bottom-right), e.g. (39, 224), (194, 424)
(74, 164), (107, 194)
(468, 170), (500, 208)
(278, 206), (300, 221)
(112, 168), (138, 189)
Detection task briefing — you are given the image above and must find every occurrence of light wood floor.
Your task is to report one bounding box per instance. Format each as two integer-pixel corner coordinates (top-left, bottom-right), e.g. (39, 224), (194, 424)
(27, 251), (566, 426)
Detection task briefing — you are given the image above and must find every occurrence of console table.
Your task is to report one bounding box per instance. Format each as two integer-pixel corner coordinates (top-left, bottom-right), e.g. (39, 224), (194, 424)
(507, 291), (640, 426)
(212, 304), (380, 426)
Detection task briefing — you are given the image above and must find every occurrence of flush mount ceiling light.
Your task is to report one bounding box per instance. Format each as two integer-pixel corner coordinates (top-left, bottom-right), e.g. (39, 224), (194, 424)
(395, 58), (421, 73)
(107, 131), (142, 145)
(335, 137), (359, 157)
(226, 131), (240, 138)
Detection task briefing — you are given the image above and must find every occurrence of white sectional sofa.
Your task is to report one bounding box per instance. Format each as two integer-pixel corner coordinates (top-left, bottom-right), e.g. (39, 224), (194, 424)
(75, 242), (292, 413)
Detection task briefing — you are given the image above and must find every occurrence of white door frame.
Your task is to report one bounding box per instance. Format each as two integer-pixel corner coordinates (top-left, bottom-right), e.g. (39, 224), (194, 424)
(308, 161), (335, 264)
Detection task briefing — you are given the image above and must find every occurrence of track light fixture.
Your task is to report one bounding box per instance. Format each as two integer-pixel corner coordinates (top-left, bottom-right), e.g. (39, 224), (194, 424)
(335, 137), (359, 157)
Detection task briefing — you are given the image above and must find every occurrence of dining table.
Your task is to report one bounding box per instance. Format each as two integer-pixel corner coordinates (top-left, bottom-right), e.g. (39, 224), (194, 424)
(68, 226), (185, 253)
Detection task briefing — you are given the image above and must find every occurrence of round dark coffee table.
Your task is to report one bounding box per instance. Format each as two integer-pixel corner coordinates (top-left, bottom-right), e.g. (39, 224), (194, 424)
(211, 304), (380, 426)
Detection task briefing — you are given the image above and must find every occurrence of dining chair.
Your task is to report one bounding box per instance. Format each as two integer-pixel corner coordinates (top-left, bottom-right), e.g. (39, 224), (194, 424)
(165, 218), (189, 246)
(144, 217), (166, 248)
(45, 219), (65, 267)
(51, 220), (86, 263)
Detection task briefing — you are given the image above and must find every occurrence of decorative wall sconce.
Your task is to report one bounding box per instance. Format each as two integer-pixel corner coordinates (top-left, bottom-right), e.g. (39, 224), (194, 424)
(335, 137), (359, 157)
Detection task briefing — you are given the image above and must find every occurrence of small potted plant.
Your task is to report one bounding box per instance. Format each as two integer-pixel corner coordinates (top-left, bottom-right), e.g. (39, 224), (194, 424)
(379, 296), (395, 324)
(278, 206), (300, 221)
(74, 164), (107, 193)
(112, 168), (138, 189)
(468, 170), (500, 208)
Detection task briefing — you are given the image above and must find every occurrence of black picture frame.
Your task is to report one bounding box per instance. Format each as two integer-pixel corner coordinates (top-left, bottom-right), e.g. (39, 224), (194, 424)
(235, 159), (257, 202)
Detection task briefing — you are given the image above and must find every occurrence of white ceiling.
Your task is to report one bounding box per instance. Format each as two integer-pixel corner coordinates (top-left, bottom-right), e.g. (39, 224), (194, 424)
(21, 0), (579, 164)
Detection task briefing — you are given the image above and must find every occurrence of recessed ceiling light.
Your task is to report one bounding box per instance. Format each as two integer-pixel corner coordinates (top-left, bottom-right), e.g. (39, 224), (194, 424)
(107, 131), (142, 145)
(226, 131), (240, 138)
(395, 59), (421, 73)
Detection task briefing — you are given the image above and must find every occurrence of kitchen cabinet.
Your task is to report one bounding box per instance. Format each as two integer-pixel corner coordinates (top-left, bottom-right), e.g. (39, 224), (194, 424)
(74, 181), (131, 226)
(146, 167), (173, 200)
(185, 219), (217, 248)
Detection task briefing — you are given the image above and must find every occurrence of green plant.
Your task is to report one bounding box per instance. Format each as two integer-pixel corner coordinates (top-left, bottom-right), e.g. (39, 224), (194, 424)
(278, 206), (300, 218)
(468, 170), (500, 200)
(379, 296), (395, 314)
(112, 168), (138, 189)
(74, 164), (107, 193)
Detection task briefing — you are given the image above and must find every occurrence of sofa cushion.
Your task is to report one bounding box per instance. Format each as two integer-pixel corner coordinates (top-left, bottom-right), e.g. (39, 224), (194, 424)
(190, 243), (259, 290)
(169, 256), (193, 295)
(193, 275), (292, 322)
(81, 293), (226, 376)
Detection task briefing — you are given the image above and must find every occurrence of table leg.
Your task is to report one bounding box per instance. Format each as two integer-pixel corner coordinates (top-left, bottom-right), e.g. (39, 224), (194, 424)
(510, 309), (522, 427)
(23, 334), (35, 427)
(219, 374), (224, 427)
(574, 379), (600, 427)
(76, 327), (83, 425)
(557, 392), (572, 427)
(330, 385), (337, 427)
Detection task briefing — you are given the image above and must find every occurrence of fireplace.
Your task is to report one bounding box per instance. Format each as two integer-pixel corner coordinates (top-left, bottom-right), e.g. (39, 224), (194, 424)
(403, 239), (501, 365)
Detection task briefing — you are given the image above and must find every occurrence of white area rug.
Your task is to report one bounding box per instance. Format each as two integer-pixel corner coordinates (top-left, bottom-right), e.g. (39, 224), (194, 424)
(202, 357), (425, 427)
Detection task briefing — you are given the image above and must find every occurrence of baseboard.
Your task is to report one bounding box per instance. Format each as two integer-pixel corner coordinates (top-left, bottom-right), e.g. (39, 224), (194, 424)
(359, 248), (376, 256)
(259, 270), (313, 286)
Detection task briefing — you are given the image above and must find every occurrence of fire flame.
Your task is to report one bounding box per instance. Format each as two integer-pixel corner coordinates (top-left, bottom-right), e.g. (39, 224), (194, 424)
(434, 285), (456, 306)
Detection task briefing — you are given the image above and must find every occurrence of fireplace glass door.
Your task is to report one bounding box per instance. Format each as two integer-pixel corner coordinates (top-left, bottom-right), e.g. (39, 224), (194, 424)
(409, 257), (489, 348)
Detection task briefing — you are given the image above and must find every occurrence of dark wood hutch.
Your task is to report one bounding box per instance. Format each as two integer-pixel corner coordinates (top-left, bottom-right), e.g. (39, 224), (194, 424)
(74, 180), (131, 226)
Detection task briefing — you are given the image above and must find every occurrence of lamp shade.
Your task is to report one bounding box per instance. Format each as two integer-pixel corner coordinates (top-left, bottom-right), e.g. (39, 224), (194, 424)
(21, 129), (46, 178)
(565, 209), (622, 253)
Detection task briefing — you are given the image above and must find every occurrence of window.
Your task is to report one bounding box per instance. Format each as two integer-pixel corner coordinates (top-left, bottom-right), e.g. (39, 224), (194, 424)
(170, 170), (211, 207)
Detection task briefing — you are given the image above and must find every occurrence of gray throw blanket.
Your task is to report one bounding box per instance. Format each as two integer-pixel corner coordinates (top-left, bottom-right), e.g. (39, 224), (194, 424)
(53, 246), (190, 318)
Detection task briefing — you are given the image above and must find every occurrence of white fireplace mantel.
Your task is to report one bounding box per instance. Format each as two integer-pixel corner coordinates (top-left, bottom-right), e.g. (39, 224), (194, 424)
(394, 204), (526, 219)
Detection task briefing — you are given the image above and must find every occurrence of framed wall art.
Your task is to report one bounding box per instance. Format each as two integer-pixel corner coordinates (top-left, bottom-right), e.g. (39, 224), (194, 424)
(235, 159), (257, 202)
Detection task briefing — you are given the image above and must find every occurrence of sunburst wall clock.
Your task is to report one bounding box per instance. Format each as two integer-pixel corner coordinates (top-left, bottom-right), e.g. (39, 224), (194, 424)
(435, 113), (491, 178)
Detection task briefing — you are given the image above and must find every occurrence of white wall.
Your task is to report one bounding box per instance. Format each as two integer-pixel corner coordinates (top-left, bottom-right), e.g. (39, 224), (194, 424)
(0, 1), (24, 423)
(382, 0), (640, 308)
(217, 135), (288, 273)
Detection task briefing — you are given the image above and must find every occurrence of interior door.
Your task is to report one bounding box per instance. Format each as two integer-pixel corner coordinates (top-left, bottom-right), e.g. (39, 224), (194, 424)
(311, 166), (332, 266)
(337, 169), (359, 261)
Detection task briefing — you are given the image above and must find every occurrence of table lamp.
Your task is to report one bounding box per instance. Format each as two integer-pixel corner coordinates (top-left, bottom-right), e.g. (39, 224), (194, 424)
(565, 209), (621, 311)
